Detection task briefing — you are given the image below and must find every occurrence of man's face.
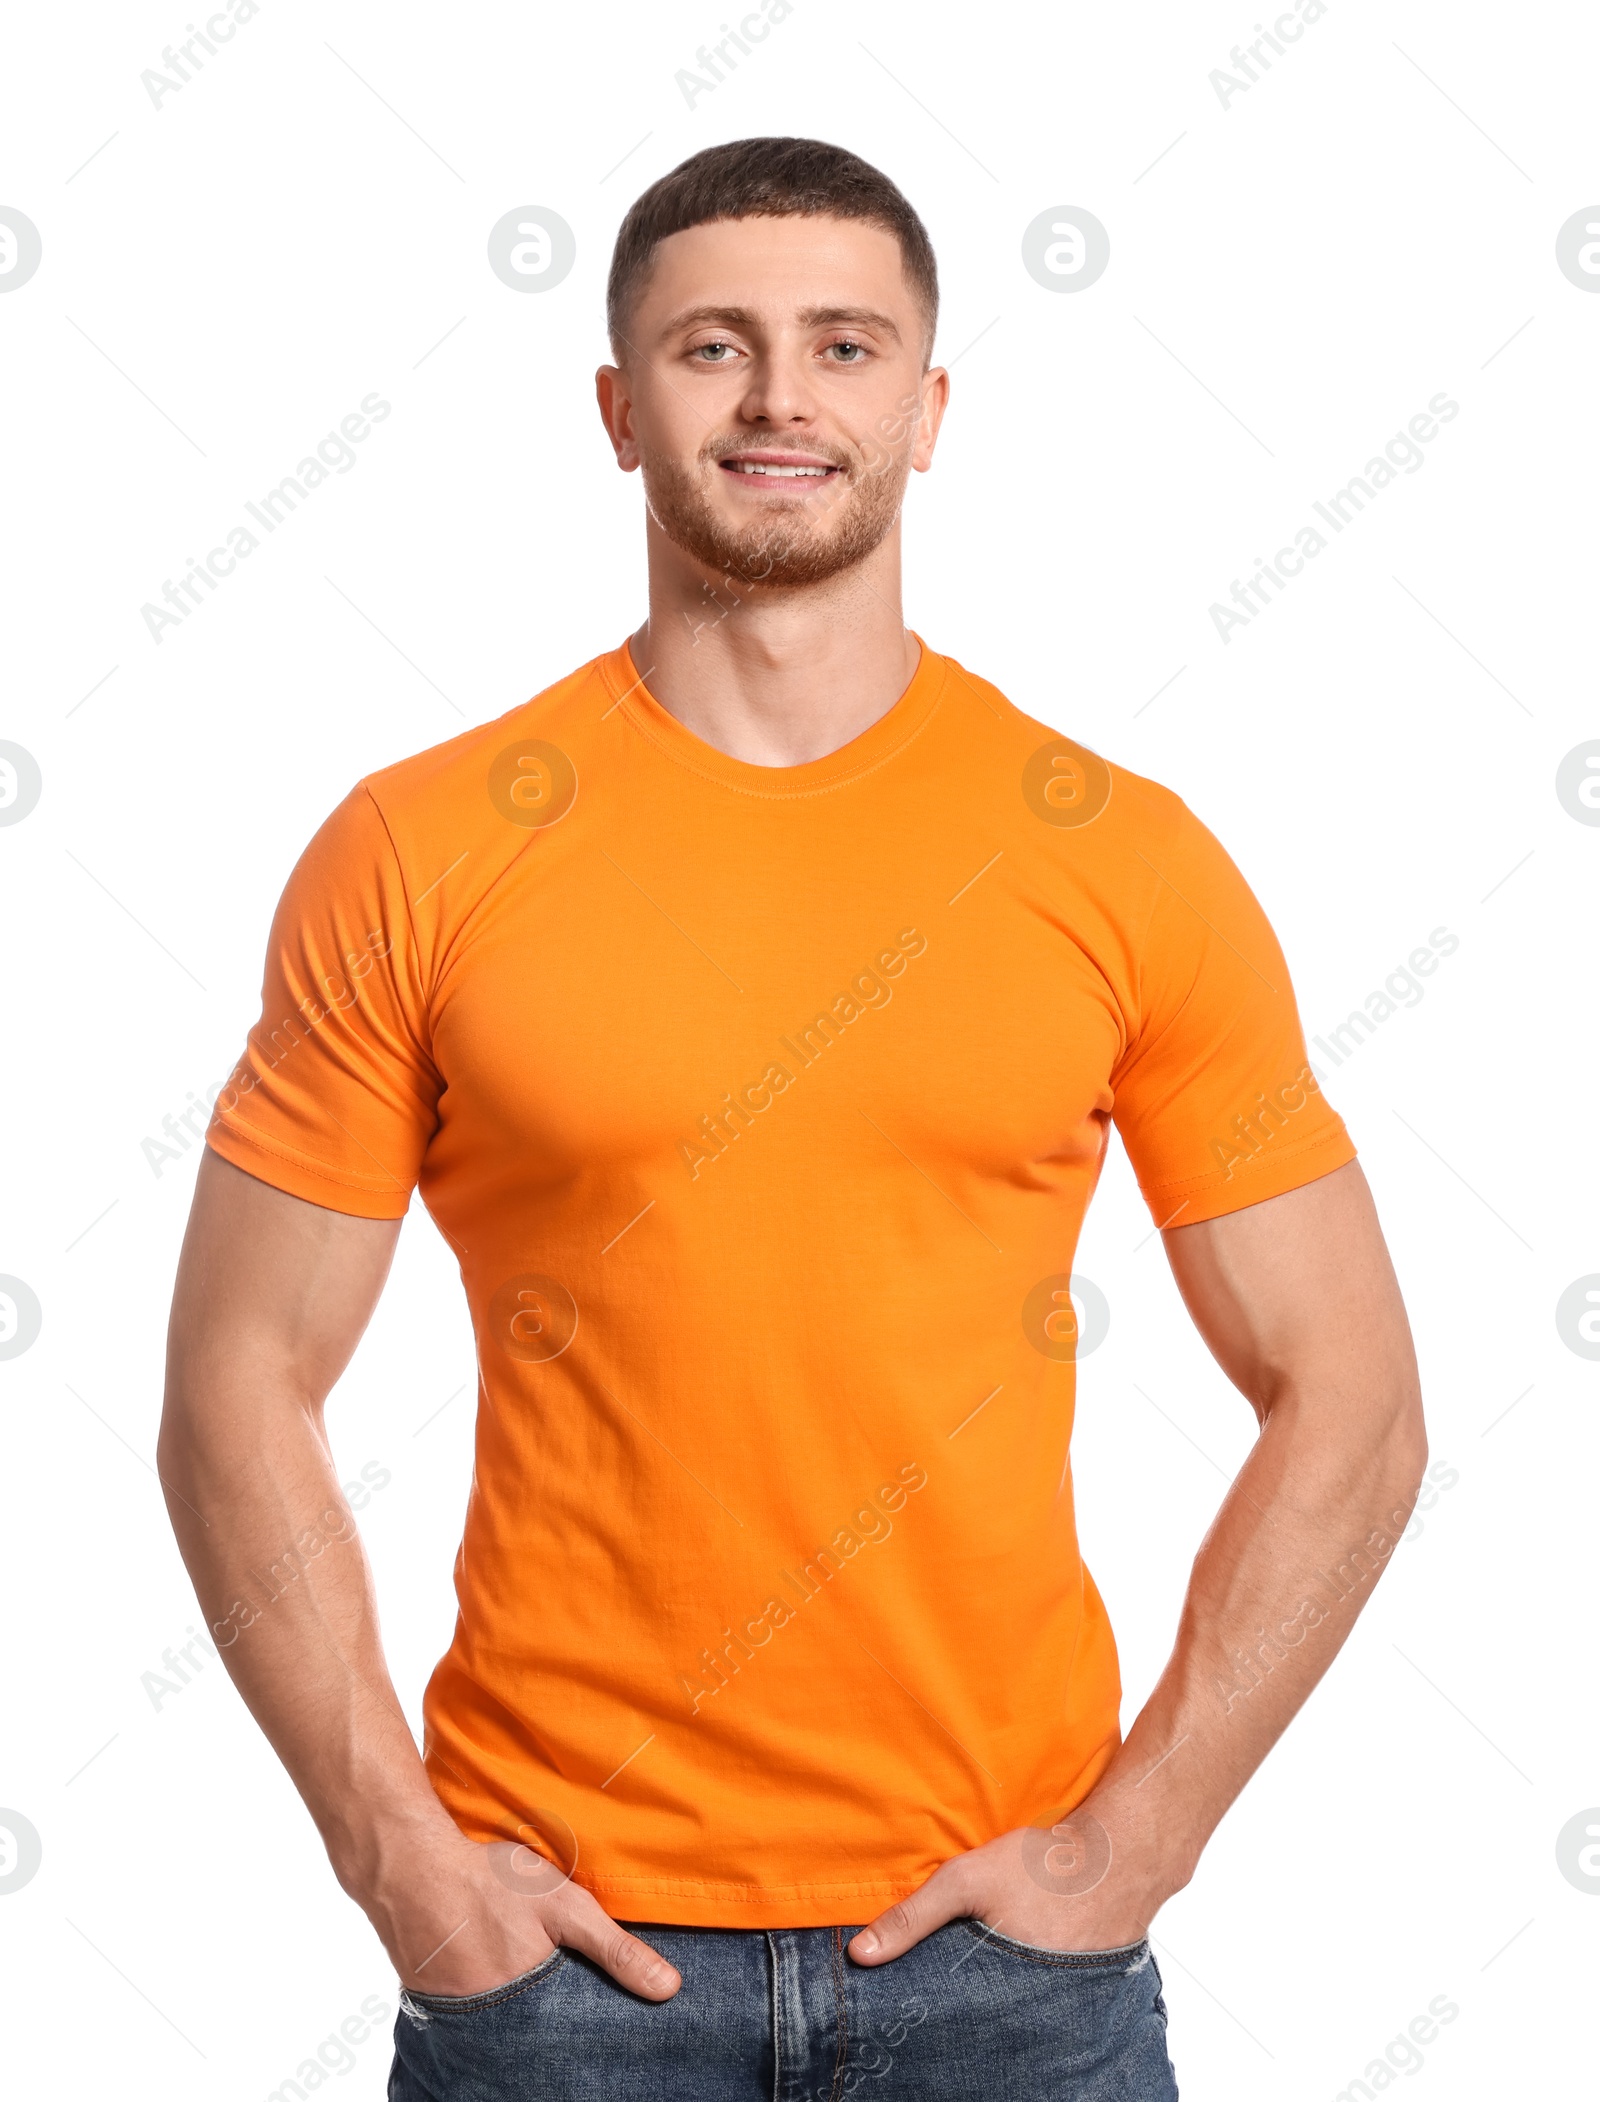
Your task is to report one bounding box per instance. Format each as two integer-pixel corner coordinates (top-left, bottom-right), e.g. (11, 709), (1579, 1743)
(597, 215), (947, 588)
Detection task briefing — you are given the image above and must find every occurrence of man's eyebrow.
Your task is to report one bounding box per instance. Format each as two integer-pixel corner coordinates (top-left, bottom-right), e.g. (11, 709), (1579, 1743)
(658, 304), (758, 335)
(657, 302), (904, 342)
(796, 305), (902, 341)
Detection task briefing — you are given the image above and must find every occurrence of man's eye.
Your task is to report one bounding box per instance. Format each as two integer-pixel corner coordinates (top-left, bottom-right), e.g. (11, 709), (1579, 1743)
(827, 340), (866, 362)
(695, 341), (736, 362)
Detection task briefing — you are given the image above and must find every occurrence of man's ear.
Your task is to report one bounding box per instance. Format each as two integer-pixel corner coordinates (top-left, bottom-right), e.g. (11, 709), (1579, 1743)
(595, 365), (641, 471)
(911, 365), (950, 474)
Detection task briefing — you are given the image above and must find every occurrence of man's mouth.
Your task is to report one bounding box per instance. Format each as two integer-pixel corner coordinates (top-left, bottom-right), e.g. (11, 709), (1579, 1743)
(718, 452), (842, 481)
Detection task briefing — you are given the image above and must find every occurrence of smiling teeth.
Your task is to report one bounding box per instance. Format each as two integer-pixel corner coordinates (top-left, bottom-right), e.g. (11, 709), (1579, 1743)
(730, 463), (830, 476)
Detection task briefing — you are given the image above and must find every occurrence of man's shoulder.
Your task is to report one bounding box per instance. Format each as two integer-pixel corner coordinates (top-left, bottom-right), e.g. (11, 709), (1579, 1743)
(357, 645), (618, 824)
(929, 645), (1191, 853)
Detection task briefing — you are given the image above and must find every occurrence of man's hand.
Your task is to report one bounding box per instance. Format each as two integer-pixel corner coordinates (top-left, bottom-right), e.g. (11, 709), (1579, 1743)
(848, 1795), (1175, 1965)
(357, 1825), (680, 2001)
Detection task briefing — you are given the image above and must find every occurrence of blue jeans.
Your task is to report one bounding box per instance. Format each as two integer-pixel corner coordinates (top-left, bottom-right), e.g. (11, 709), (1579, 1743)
(389, 1919), (1178, 2099)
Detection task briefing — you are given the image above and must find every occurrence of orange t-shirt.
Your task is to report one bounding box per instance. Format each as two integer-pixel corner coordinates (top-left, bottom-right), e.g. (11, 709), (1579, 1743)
(206, 639), (1355, 1927)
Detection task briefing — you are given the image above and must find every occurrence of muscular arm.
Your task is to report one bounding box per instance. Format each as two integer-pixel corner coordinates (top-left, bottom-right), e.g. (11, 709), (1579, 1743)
(852, 1158), (1428, 1960)
(1105, 1158), (1427, 1902)
(158, 1149), (681, 2000)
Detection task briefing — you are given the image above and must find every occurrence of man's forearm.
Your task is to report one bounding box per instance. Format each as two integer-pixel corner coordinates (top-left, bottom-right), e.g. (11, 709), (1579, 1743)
(156, 1381), (453, 1895)
(1085, 1379), (1428, 1901)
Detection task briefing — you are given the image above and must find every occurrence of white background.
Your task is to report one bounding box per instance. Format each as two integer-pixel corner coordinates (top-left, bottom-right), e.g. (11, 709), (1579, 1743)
(2, 0), (1596, 2094)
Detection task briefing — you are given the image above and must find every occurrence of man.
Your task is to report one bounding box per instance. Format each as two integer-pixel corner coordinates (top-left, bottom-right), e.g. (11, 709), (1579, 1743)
(160, 138), (1426, 2100)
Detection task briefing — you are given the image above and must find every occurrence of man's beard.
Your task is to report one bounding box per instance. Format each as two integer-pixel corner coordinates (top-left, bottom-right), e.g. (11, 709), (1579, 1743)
(638, 436), (910, 588)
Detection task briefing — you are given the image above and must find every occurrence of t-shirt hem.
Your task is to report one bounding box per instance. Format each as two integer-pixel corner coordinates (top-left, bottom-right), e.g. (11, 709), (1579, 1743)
(1139, 1122), (1358, 1229)
(568, 1872), (920, 1930)
(205, 1116), (413, 1221)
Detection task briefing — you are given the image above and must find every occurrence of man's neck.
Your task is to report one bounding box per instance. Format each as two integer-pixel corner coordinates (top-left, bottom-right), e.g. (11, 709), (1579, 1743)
(629, 523), (921, 768)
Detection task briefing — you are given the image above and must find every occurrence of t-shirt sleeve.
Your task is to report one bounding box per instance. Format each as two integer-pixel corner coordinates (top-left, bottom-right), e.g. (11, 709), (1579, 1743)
(205, 783), (439, 1219)
(1110, 799), (1356, 1228)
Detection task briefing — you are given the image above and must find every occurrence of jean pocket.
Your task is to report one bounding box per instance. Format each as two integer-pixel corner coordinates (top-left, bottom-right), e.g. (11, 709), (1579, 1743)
(959, 1919), (1153, 1970)
(399, 1945), (567, 2020)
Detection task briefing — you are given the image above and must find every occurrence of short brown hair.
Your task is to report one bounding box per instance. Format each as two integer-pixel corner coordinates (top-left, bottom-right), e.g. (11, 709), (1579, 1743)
(607, 136), (939, 365)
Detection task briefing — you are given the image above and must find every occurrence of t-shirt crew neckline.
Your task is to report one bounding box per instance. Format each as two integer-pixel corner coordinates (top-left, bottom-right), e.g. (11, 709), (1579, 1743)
(600, 632), (947, 799)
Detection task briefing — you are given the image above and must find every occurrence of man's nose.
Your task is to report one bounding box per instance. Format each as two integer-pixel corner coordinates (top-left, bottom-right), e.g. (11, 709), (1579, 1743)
(736, 348), (821, 425)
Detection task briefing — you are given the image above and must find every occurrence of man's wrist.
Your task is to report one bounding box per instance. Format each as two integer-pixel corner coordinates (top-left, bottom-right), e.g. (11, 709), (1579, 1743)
(1075, 1774), (1205, 1911)
(321, 1789), (466, 1906)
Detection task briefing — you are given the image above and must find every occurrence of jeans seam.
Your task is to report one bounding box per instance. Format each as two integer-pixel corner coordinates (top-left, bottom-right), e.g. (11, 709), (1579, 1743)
(959, 1919), (1151, 1969)
(827, 1925), (849, 2102)
(767, 1930), (785, 2101)
(402, 1949), (568, 2016)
